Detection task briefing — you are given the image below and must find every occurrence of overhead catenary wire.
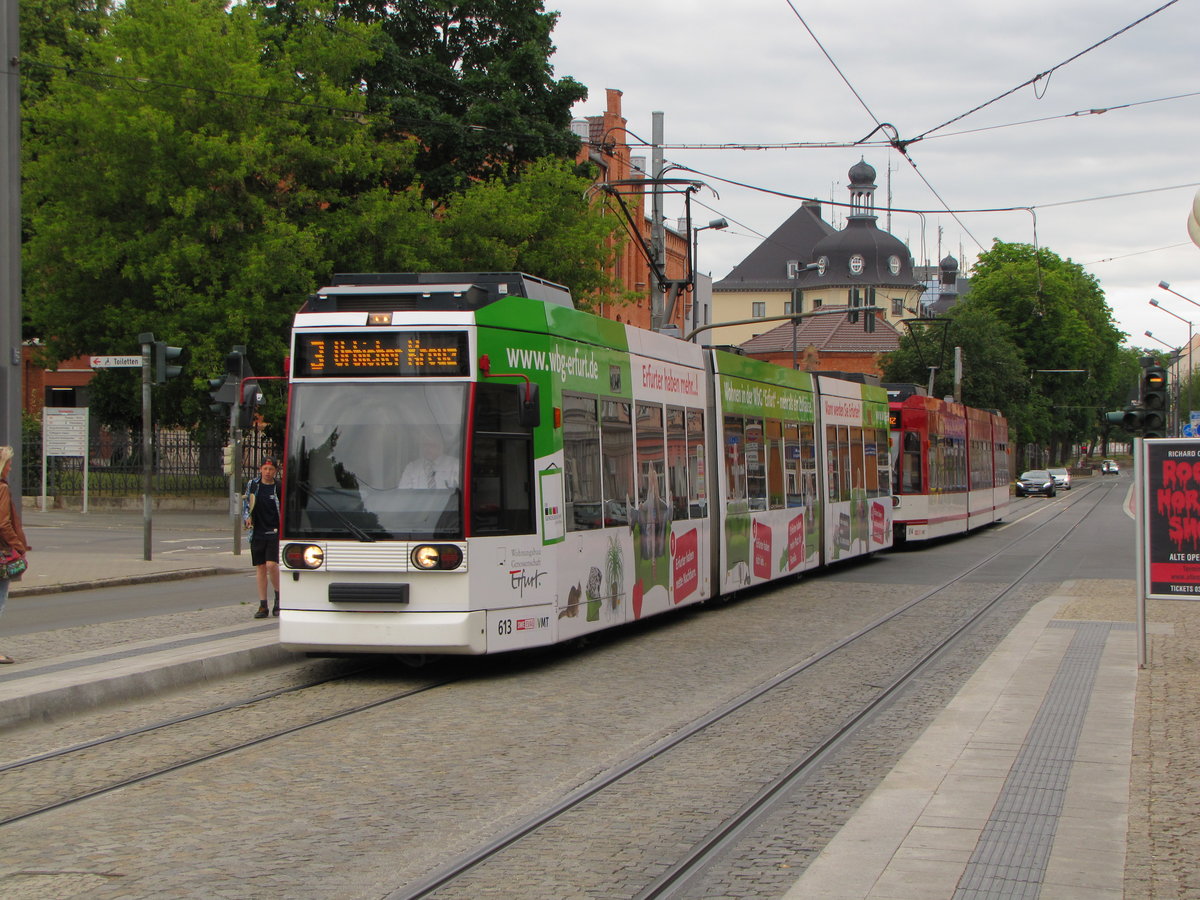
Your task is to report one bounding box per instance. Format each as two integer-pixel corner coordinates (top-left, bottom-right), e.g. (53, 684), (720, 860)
(906, 0), (1183, 144)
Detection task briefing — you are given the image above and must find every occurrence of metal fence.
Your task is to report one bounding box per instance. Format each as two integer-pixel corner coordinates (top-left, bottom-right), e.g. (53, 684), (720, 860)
(21, 428), (281, 499)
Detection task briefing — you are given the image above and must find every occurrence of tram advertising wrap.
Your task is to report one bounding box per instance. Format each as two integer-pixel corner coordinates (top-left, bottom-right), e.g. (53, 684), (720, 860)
(1142, 439), (1200, 599)
(277, 272), (894, 657)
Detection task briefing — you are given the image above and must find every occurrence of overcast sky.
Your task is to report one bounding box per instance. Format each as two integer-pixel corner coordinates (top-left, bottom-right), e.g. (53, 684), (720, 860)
(547, 0), (1200, 354)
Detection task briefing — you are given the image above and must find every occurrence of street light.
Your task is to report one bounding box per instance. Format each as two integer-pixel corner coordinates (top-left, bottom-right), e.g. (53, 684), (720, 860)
(1150, 298), (1194, 430)
(1144, 330), (1175, 351)
(1157, 282), (1200, 394)
(1158, 280), (1200, 310)
(689, 217), (728, 340)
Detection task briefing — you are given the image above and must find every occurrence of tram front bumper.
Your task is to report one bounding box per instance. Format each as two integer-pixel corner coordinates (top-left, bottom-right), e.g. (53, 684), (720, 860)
(279, 608), (488, 655)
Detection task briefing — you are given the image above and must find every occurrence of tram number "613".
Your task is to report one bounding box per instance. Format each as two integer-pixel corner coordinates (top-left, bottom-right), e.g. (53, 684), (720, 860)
(497, 615), (548, 636)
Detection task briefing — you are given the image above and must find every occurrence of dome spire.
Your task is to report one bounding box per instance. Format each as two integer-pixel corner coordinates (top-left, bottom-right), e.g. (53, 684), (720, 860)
(847, 158), (877, 220)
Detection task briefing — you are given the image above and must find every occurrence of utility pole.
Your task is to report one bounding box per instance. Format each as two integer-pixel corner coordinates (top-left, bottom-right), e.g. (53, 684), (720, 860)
(1, 0), (20, 495)
(650, 111), (666, 330)
(139, 333), (155, 561)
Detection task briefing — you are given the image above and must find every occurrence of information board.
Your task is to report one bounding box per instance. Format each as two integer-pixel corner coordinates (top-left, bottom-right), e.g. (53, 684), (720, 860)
(42, 407), (90, 513)
(43, 407), (88, 457)
(1142, 438), (1200, 599)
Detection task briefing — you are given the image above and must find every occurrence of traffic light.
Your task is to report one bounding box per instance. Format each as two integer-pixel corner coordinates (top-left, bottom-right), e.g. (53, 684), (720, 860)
(1123, 406), (1144, 432)
(847, 289), (860, 325)
(153, 341), (183, 384)
(1143, 365), (1168, 437)
(863, 309), (876, 333)
(208, 374), (235, 416)
(1143, 408), (1167, 438)
(225, 346), (259, 429)
(221, 444), (235, 476)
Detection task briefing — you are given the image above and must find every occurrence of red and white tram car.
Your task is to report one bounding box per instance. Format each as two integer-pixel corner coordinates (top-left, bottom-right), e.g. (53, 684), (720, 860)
(887, 384), (1011, 543)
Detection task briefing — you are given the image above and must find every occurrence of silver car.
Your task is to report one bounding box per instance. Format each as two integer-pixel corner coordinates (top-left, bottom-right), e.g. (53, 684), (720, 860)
(1048, 467), (1072, 490)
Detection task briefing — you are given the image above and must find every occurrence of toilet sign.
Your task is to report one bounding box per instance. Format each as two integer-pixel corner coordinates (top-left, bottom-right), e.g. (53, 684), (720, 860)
(90, 355), (142, 368)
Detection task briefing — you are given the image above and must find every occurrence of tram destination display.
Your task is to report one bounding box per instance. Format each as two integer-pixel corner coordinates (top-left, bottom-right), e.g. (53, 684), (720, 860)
(293, 331), (469, 377)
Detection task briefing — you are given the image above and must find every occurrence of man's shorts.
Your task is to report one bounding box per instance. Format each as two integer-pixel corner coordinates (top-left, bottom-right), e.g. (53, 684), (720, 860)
(250, 536), (280, 566)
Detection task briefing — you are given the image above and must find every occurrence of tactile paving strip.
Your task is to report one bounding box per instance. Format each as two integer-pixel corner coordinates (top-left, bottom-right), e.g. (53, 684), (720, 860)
(952, 621), (1132, 899)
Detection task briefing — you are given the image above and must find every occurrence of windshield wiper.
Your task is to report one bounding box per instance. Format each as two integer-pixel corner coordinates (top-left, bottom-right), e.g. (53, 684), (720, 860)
(294, 479), (377, 543)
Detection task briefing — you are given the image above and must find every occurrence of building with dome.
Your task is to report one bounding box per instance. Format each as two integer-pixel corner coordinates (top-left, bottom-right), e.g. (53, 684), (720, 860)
(711, 160), (925, 349)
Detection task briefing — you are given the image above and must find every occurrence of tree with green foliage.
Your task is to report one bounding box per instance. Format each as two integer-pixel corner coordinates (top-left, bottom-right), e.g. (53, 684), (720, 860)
(433, 158), (622, 307)
(881, 301), (1035, 433)
(23, 0), (413, 427)
(255, 0), (588, 200)
(22, 0), (623, 431)
(955, 241), (1124, 461)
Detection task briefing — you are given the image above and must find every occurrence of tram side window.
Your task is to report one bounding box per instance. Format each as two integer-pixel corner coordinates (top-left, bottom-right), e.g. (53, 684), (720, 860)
(563, 393), (602, 531)
(601, 399), (634, 526)
(826, 426), (840, 501)
(874, 427), (890, 497)
(784, 422), (801, 507)
(470, 383), (534, 536)
(637, 402), (669, 555)
(667, 406), (689, 521)
(725, 415), (746, 504)
(687, 409), (706, 518)
(799, 423), (817, 508)
(863, 429), (879, 497)
(766, 418), (785, 509)
(849, 426), (865, 499)
(745, 417), (767, 510)
(838, 426), (853, 500)
(902, 431), (922, 493)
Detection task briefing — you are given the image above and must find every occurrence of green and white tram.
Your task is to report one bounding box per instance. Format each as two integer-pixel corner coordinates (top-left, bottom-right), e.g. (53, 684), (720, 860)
(278, 273), (892, 656)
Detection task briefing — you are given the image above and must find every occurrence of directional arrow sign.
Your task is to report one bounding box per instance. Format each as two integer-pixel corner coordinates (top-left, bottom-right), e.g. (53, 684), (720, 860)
(90, 355), (143, 368)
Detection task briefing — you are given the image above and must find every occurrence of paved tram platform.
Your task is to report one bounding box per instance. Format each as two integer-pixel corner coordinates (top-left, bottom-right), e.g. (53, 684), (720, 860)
(0, 507), (1194, 897)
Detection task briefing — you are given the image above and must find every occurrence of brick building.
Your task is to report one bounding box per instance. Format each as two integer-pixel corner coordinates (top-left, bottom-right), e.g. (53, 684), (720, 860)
(573, 89), (691, 333)
(22, 344), (93, 418)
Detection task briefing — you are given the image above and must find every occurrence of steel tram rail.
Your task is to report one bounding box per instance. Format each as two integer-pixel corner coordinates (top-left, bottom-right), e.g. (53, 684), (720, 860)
(0, 482), (1108, 841)
(390, 480), (1117, 899)
(0, 672), (459, 827)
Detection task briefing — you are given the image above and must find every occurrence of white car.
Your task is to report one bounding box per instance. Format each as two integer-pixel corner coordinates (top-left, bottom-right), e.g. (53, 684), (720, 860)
(1101, 460), (1119, 475)
(1048, 467), (1072, 490)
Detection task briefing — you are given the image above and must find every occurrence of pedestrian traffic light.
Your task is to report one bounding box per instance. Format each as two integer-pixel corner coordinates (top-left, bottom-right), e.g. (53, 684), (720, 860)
(153, 341), (183, 384)
(1143, 365), (1168, 438)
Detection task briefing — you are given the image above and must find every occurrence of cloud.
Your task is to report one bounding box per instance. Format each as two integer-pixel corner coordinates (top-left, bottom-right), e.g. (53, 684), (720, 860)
(550, 0), (1200, 350)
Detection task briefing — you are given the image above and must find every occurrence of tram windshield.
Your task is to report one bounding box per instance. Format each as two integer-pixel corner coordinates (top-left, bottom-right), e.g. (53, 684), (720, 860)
(284, 383), (466, 540)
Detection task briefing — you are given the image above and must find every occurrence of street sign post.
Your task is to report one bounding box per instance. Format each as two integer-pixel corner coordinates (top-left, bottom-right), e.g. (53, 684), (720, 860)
(89, 356), (142, 368)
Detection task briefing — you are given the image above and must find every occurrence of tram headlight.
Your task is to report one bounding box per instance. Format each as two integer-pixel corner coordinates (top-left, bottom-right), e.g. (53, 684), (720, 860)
(410, 544), (464, 571)
(283, 543), (325, 569)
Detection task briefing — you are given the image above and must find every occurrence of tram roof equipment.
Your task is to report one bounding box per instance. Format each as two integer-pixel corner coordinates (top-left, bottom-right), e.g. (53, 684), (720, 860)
(305, 272), (574, 314)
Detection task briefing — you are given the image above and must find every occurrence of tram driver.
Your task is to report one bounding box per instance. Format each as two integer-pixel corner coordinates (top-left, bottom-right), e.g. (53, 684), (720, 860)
(399, 429), (460, 489)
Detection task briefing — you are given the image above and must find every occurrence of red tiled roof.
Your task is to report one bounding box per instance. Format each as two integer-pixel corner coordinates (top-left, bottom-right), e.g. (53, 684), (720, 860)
(738, 307), (901, 354)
